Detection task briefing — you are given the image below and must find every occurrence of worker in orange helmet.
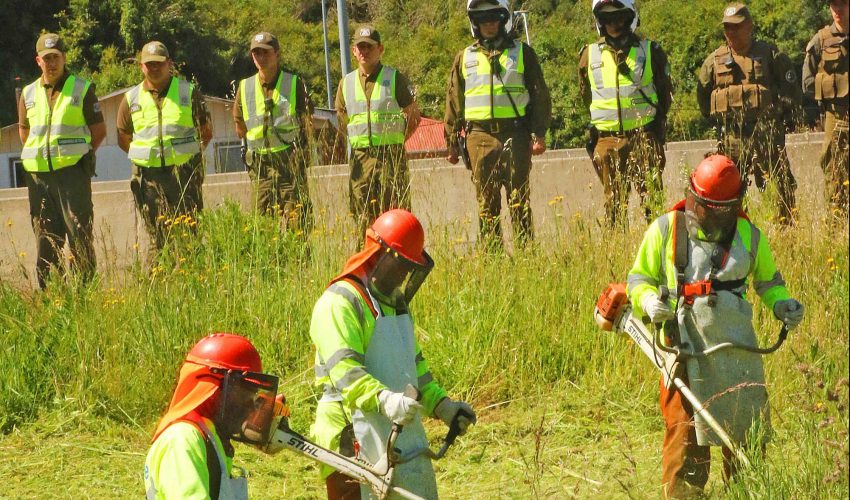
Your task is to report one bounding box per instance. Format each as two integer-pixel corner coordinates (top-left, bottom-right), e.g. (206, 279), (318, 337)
(144, 333), (284, 499)
(309, 209), (476, 499)
(627, 155), (804, 498)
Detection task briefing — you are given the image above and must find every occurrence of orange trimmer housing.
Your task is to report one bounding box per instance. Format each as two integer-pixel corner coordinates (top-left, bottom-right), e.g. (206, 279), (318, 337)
(594, 283), (629, 331)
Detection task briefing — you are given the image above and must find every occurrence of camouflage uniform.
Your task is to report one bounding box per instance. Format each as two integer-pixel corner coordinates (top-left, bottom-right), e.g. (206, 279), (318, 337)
(803, 22), (849, 222)
(697, 39), (802, 223)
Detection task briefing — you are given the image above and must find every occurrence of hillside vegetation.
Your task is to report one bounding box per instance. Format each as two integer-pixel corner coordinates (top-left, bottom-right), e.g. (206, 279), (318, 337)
(3, 0), (831, 147)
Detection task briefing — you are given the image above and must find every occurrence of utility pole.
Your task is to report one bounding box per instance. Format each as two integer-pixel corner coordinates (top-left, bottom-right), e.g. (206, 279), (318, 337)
(321, 0), (333, 106)
(336, 0), (352, 75)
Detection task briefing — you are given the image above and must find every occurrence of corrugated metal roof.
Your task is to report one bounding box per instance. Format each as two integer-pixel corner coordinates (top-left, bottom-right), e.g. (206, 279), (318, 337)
(405, 117), (447, 158)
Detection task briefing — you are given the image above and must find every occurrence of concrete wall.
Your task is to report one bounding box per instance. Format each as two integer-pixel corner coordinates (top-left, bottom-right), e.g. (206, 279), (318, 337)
(0, 133), (827, 286)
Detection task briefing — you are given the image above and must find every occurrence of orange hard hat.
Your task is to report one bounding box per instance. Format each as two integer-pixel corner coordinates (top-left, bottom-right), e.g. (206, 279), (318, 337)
(186, 333), (262, 373)
(370, 209), (427, 266)
(690, 154), (742, 202)
(151, 333), (262, 442)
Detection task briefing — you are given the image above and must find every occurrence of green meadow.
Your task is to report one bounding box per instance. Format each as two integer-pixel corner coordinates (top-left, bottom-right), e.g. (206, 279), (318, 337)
(1, 187), (847, 498)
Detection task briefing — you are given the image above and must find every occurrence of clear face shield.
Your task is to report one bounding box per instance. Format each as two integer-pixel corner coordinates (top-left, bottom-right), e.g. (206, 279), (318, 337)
(215, 369), (280, 446)
(684, 189), (741, 243)
(368, 246), (435, 304)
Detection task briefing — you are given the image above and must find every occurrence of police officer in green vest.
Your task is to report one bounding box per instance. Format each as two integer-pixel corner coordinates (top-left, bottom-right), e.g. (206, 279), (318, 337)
(117, 41), (212, 256)
(445, 0), (551, 250)
(336, 25), (422, 236)
(803, 0), (849, 224)
(18, 33), (105, 289)
(579, 0), (673, 227)
(697, 4), (802, 225)
(234, 32), (314, 235)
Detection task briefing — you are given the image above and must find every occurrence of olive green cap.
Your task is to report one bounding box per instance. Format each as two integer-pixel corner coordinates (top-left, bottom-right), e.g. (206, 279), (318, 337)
(250, 32), (279, 51)
(36, 33), (64, 57)
(352, 25), (381, 46)
(722, 3), (752, 24)
(140, 41), (170, 63)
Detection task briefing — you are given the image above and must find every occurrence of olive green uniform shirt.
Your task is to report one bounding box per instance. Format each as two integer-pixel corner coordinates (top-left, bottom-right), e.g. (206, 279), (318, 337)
(334, 63), (415, 146)
(577, 34), (673, 124)
(802, 22), (848, 101)
(696, 40), (802, 122)
(444, 39), (552, 149)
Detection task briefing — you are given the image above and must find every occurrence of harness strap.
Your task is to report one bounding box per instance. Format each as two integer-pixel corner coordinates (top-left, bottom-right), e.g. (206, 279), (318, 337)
(175, 415), (222, 500)
(338, 277), (379, 319)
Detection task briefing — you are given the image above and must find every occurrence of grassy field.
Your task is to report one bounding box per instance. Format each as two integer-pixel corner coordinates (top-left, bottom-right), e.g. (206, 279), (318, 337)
(0, 188), (847, 498)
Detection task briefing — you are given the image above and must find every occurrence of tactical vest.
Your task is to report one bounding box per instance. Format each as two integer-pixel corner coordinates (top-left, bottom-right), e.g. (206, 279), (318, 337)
(126, 77), (199, 168)
(586, 40), (658, 132)
(462, 43), (529, 121)
(20, 75), (92, 172)
(710, 43), (777, 119)
(342, 66), (405, 148)
(815, 26), (849, 103)
(240, 71), (300, 153)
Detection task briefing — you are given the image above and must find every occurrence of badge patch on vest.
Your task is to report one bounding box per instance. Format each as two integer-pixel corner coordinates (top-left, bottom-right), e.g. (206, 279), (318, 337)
(590, 62), (603, 70)
(785, 70), (796, 82)
(180, 95), (190, 107)
(171, 137), (196, 145)
(25, 100), (35, 110)
(57, 138), (86, 145)
(465, 60), (479, 69)
(93, 102), (101, 113)
(130, 103), (141, 113)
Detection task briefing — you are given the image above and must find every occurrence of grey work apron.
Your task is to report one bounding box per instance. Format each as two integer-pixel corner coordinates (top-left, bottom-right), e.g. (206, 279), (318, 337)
(352, 291), (438, 500)
(677, 233), (769, 446)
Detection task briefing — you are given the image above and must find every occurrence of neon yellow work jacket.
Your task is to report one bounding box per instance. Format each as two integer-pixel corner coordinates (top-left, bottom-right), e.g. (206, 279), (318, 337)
(126, 77), (199, 168)
(342, 66), (406, 148)
(309, 278), (447, 478)
(587, 40), (658, 132)
(627, 210), (789, 315)
(144, 418), (232, 500)
(20, 74), (92, 172)
(462, 42), (529, 121)
(240, 71), (300, 153)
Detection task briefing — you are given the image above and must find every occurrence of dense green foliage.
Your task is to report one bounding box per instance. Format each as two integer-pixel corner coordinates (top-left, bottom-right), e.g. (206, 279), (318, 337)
(3, 0), (832, 146)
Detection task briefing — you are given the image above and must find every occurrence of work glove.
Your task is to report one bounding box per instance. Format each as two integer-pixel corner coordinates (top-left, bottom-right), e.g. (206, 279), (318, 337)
(378, 390), (423, 426)
(642, 293), (675, 324)
(773, 299), (805, 331)
(434, 398), (477, 436)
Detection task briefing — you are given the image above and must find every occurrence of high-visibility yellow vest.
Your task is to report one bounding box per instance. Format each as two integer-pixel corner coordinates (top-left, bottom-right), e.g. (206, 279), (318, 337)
(126, 77), (199, 168)
(240, 71), (299, 153)
(20, 74), (92, 172)
(587, 40), (658, 132)
(342, 66), (405, 148)
(462, 43), (529, 121)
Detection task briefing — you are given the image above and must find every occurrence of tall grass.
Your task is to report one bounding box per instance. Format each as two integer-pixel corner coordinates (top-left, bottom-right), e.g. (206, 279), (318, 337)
(0, 191), (847, 497)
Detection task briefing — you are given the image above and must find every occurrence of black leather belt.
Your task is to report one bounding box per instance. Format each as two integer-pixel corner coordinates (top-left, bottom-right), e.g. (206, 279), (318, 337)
(468, 119), (524, 134)
(598, 124), (656, 138)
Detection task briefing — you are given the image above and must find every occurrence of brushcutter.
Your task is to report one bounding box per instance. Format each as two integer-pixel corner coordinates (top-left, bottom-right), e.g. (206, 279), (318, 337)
(593, 283), (788, 467)
(263, 385), (469, 500)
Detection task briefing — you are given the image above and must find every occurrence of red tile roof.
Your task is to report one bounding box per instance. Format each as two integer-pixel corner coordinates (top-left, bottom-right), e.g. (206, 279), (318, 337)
(405, 117), (447, 158)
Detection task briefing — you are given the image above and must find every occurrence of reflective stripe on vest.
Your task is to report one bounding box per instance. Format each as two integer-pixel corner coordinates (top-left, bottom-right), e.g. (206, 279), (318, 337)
(587, 40), (657, 132)
(21, 75), (92, 172)
(343, 66), (405, 148)
(126, 78), (199, 167)
(462, 43), (529, 121)
(240, 71), (299, 153)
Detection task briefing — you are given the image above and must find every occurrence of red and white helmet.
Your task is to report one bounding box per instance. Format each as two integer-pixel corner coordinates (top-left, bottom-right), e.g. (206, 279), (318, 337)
(591, 0), (639, 35)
